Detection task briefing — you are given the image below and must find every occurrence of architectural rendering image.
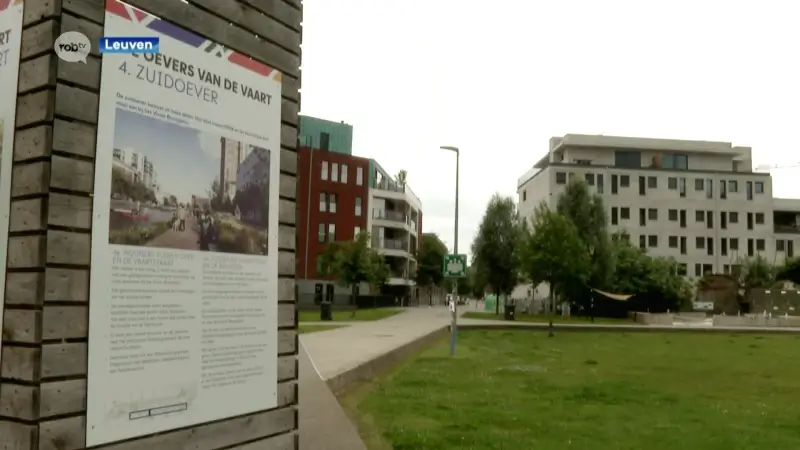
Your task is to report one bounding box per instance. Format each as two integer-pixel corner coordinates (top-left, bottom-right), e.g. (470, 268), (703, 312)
(108, 107), (270, 255)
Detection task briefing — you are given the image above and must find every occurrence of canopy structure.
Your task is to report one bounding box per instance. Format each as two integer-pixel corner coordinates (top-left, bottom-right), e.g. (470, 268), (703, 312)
(590, 287), (634, 301)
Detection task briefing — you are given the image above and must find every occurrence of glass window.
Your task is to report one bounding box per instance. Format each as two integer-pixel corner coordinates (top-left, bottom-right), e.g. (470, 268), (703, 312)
(319, 192), (327, 212)
(694, 178), (704, 191)
(354, 226), (361, 240)
(318, 223), (325, 242)
(321, 161), (328, 180)
(555, 172), (567, 184)
(355, 197), (362, 216)
(329, 193), (337, 213)
(662, 153), (689, 170)
(331, 163), (339, 182)
(356, 166), (364, 186)
(341, 164), (348, 184)
(728, 180), (738, 192)
(755, 182), (764, 194)
(614, 151), (642, 169)
(328, 223), (336, 242)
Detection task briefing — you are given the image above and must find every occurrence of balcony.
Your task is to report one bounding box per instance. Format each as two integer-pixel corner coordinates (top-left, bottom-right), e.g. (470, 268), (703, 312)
(373, 209), (406, 223)
(372, 237), (414, 259)
(775, 225), (800, 234)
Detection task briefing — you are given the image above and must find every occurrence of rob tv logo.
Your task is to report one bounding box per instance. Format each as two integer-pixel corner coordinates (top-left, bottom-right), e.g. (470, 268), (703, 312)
(100, 36), (160, 54)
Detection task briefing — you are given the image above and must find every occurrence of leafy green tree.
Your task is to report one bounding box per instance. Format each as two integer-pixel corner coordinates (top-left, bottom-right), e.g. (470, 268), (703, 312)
(471, 194), (522, 314)
(776, 257), (800, 284)
(319, 232), (386, 312)
(367, 252), (390, 307)
(520, 203), (591, 335)
(556, 178), (614, 302)
(737, 255), (775, 289)
(416, 234), (448, 305)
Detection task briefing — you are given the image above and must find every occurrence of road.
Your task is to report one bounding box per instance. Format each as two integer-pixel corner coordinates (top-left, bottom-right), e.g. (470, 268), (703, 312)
(145, 216), (200, 250)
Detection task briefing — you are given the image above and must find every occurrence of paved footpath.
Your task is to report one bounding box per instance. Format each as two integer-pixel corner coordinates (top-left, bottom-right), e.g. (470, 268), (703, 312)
(299, 306), (453, 450)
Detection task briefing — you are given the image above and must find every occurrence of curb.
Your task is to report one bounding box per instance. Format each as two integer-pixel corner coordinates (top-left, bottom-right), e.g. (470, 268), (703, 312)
(325, 326), (450, 394)
(456, 322), (800, 334)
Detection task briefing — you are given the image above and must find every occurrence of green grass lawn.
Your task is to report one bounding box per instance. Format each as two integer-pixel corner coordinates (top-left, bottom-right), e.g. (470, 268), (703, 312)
(298, 308), (403, 323)
(462, 311), (637, 325)
(340, 330), (800, 450)
(298, 324), (346, 334)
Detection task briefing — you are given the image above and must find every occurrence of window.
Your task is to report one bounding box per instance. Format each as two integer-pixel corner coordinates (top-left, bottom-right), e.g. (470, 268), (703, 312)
(522, 190), (527, 202)
(328, 194), (338, 213)
(789, 241), (795, 258)
(720, 212), (727, 229)
(354, 226), (361, 239)
(620, 175), (630, 187)
(614, 151), (641, 168)
(680, 236), (687, 254)
(707, 237), (714, 256)
(556, 172), (567, 184)
(341, 164), (349, 183)
(756, 239), (765, 251)
(620, 207), (630, 219)
(639, 235), (646, 249)
(679, 210), (687, 228)
(639, 176), (646, 195)
(647, 176), (657, 188)
(706, 211), (713, 229)
(705, 178), (713, 199)
(648, 235), (658, 248)
(777, 239), (785, 252)
(319, 192), (327, 212)
(611, 207), (618, 225)
(328, 223), (336, 242)
(695, 210), (704, 222)
(318, 223), (326, 242)
(746, 181), (753, 200)
(639, 208), (646, 226)
(585, 173), (595, 185)
(668, 177), (678, 190)
(702, 264), (713, 275)
(668, 236), (678, 248)
(568, 172), (575, 181)
(755, 182), (764, 194)
(755, 212), (765, 224)
(747, 238), (754, 256)
(721, 237), (728, 256)
(648, 208), (658, 220)
(730, 238), (739, 251)
(356, 166), (364, 186)
(694, 264), (702, 277)
(728, 180), (738, 193)
(724, 264), (730, 274)
(747, 213), (753, 230)
(355, 197), (362, 216)
(668, 209), (678, 221)
(677, 263), (687, 276)
(695, 237), (705, 249)
(320, 132), (330, 150)
(597, 174), (604, 193)
(321, 161), (329, 180)
(720, 180), (726, 199)
(694, 178), (704, 191)
(729, 212), (739, 223)
(662, 153), (689, 170)
(679, 178), (686, 197)
(611, 175), (618, 194)
(331, 163), (339, 182)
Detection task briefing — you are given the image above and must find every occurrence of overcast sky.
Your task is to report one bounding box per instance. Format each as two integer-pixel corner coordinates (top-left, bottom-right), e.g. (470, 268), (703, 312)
(299, 0), (800, 258)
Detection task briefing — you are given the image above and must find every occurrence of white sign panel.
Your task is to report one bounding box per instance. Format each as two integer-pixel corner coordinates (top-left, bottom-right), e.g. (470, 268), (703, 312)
(87, 0), (281, 445)
(0, 0), (23, 366)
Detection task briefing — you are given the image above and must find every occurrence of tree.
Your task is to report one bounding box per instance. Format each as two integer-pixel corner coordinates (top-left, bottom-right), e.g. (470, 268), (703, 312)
(367, 252), (390, 308)
(520, 203), (591, 335)
(396, 169), (407, 187)
(555, 178), (614, 304)
(776, 257), (800, 284)
(471, 194), (523, 314)
(319, 231), (386, 313)
(737, 255), (775, 289)
(416, 234), (448, 305)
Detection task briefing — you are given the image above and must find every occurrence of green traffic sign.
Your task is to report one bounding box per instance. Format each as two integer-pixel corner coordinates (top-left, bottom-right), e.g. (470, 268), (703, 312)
(443, 254), (467, 278)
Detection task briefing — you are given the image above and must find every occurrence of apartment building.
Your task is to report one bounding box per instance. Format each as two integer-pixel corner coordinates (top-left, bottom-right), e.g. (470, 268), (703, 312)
(517, 134), (800, 279)
(296, 116), (423, 306)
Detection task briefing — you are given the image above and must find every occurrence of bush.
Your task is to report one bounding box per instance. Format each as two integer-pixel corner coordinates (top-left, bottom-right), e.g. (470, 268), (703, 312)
(216, 222), (267, 255)
(109, 221), (171, 246)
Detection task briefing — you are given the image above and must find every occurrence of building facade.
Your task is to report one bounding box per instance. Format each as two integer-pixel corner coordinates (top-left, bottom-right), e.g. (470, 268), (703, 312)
(296, 116), (423, 307)
(517, 134), (800, 279)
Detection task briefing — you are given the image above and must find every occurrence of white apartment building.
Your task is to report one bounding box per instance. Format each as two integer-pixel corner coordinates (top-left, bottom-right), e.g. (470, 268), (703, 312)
(366, 162), (421, 288)
(517, 134), (800, 279)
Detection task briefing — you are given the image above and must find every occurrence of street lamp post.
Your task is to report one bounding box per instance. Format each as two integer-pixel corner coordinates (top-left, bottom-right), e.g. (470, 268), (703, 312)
(440, 145), (459, 357)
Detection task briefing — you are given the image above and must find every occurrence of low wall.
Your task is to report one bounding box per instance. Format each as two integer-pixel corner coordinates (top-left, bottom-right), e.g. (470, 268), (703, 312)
(712, 315), (800, 328)
(631, 312), (674, 325)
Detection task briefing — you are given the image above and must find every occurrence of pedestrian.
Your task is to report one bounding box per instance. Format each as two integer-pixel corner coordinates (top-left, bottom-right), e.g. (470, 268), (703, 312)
(177, 205), (187, 231)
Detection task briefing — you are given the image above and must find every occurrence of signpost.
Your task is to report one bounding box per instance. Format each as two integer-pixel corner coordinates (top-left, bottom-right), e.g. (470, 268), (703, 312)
(443, 254), (467, 278)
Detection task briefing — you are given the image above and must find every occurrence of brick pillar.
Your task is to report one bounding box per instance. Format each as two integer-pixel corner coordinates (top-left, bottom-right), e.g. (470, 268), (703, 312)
(0, 0), (302, 449)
